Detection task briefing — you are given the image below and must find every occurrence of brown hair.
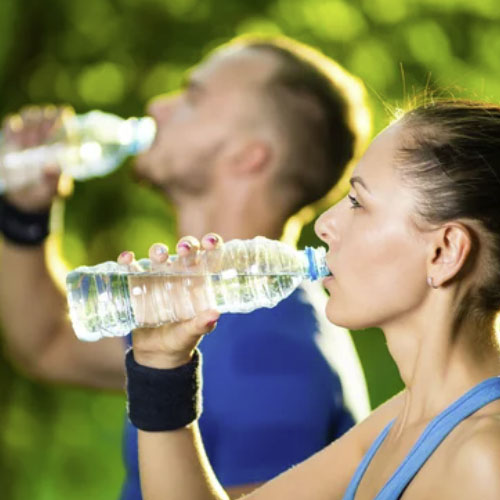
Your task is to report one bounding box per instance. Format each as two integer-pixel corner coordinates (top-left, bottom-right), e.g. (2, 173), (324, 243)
(226, 36), (371, 241)
(398, 99), (500, 317)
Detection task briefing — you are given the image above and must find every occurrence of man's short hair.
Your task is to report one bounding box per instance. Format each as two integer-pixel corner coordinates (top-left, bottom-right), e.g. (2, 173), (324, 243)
(229, 35), (372, 234)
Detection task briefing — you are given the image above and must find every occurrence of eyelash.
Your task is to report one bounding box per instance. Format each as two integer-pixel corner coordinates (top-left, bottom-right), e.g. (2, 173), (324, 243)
(347, 193), (362, 209)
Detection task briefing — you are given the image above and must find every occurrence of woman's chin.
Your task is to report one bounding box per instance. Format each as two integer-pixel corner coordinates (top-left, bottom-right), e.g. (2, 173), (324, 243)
(325, 306), (349, 328)
(325, 305), (369, 331)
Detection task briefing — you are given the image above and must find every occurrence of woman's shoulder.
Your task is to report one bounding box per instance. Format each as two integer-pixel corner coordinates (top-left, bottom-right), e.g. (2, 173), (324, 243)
(454, 399), (500, 455)
(245, 390), (407, 500)
(444, 407), (500, 499)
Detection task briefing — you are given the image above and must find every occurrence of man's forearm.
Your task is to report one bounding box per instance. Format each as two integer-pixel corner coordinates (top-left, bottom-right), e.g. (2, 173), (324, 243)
(0, 241), (67, 367)
(0, 239), (127, 390)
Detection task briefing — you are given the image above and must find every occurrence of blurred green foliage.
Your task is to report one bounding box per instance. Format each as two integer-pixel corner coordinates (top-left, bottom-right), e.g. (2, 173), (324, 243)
(1, 0), (500, 498)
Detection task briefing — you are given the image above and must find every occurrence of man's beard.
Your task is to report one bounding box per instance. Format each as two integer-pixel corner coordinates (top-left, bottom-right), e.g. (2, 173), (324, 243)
(132, 150), (218, 201)
(162, 162), (213, 199)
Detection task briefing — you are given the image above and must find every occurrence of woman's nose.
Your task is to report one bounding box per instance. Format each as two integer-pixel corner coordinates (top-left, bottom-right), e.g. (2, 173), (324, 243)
(314, 205), (338, 245)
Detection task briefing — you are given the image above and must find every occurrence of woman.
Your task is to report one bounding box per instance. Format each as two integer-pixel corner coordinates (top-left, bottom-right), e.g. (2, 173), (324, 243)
(120, 99), (500, 499)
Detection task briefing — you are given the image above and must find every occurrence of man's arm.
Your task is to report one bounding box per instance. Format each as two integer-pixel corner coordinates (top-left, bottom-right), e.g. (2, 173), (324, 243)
(0, 106), (125, 390)
(0, 238), (126, 389)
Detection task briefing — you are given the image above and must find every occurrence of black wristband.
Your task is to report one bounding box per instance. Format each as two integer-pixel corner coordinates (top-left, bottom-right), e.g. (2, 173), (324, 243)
(0, 196), (50, 246)
(125, 348), (203, 432)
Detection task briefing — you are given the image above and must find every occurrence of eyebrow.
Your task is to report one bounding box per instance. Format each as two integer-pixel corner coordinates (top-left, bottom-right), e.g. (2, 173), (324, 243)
(350, 176), (370, 192)
(182, 74), (204, 93)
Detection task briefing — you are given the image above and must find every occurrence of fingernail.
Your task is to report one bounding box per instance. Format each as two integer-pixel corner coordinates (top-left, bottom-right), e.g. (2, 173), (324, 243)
(119, 251), (129, 259)
(178, 241), (191, 251)
(206, 320), (218, 329)
(206, 235), (218, 245)
(154, 244), (167, 256)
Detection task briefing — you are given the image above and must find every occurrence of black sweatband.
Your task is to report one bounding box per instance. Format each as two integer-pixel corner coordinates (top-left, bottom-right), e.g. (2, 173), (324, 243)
(125, 348), (203, 432)
(0, 196), (50, 246)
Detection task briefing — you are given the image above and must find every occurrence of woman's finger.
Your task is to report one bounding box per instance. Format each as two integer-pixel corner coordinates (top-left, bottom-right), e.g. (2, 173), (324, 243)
(179, 309), (220, 339)
(117, 251), (143, 272)
(149, 243), (169, 272)
(201, 232), (223, 250)
(177, 235), (200, 255)
(176, 236), (200, 268)
(150, 243), (169, 259)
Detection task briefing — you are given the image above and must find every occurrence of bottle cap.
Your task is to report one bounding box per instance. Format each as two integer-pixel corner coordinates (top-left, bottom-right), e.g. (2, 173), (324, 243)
(304, 246), (331, 280)
(129, 117), (156, 154)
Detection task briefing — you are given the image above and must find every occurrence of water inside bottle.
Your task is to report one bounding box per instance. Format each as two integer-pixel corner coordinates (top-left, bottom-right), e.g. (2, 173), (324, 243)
(0, 113), (156, 193)
(66, 268), (304, 341)
(66, 271), (135, 341)
(66, 238), (329, 341)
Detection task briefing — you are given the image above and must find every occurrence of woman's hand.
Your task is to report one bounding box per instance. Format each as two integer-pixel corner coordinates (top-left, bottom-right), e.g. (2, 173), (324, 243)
(118, 234), (222, 369)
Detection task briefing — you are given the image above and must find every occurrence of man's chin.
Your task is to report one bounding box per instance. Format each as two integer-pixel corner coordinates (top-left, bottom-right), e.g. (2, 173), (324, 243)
(131, 168), (164, 191)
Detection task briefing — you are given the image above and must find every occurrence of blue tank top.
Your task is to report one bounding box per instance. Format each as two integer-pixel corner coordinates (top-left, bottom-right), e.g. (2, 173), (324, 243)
(343, 376), (500, 500)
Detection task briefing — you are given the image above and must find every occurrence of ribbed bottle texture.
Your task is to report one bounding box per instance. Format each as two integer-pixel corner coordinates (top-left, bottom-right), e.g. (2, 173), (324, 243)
(66, 236), (330, 342)
(0, 110), (156, 193)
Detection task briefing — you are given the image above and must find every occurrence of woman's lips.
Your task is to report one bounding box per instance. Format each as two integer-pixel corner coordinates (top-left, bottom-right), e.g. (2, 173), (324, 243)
(322, 275), (334, 287)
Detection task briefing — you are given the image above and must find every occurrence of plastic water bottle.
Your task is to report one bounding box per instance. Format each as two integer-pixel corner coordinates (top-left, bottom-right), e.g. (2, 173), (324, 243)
(0, 110), (156, 193)
(66, 236), (331, 342)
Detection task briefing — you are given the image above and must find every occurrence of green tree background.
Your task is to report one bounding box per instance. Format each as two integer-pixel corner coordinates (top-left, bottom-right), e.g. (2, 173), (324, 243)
(1, 0), (499, 498)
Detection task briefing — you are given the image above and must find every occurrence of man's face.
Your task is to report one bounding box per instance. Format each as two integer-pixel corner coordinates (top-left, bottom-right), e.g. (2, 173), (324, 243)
(134, 46), (279, 200)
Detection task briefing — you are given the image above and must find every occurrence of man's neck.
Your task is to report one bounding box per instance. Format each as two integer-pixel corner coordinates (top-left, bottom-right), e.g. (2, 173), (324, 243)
(175, 194), (285, 242)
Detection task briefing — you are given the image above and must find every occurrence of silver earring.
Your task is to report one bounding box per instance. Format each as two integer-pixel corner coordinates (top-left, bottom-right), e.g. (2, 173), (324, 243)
(427, 276), (439, 289)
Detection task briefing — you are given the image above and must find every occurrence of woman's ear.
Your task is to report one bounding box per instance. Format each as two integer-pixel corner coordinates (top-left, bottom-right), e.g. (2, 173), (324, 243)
(427, 222), (472, 287)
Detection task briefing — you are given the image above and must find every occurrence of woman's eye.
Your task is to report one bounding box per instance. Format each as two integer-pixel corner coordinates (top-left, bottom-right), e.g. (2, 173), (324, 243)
(347, 193), (362, 209)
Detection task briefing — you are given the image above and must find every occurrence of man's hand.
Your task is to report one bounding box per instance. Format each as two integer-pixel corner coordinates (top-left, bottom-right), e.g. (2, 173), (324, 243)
(1, 105), (74, 211)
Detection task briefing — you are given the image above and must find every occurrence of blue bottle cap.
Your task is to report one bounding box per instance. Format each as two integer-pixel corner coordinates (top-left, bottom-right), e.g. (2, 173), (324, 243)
(304, 246), (331, 281)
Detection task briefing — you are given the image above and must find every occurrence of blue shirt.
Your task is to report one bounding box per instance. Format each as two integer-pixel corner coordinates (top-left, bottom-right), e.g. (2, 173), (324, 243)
(120, 288), (354, 499)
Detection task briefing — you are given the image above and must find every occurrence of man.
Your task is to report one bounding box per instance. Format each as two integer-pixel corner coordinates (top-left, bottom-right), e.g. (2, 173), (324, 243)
(0, 36), (371, 499)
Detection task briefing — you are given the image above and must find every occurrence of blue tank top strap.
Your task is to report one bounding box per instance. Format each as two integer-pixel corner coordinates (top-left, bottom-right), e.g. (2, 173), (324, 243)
(342, 420), (394, 500)
(343, 376), (500, 500)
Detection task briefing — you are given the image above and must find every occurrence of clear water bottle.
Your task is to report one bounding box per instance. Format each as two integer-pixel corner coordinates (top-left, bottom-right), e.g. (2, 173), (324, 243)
(0, 110), (156, 193)
(66, 236), (331, 342)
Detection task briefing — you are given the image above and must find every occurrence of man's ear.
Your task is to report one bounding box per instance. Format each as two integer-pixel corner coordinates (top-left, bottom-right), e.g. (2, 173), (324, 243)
(225, 140), (272, 176)
(427, 222), (472, 287)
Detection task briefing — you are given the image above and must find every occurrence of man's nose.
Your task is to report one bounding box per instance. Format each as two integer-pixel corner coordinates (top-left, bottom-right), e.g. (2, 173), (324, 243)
(147, 94), (177, 122)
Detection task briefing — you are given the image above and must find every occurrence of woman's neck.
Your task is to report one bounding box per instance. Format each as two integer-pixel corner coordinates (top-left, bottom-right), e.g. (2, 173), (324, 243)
(383, 306), (500, 428)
